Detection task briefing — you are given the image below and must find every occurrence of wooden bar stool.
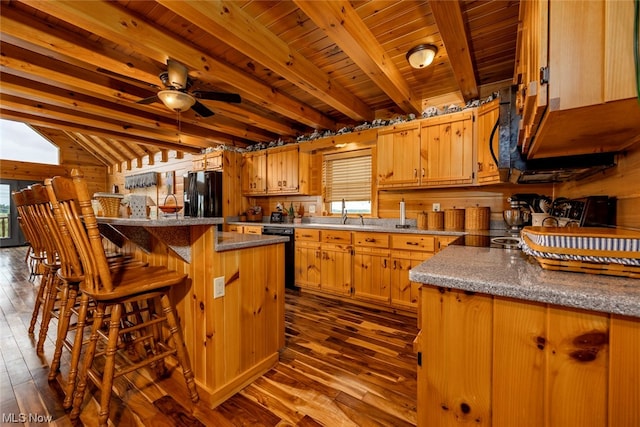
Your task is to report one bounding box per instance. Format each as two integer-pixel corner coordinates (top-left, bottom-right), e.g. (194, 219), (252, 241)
(12, 189), (58, 354)
(40, 180), (145, 409)
(51, 169), (198, 426)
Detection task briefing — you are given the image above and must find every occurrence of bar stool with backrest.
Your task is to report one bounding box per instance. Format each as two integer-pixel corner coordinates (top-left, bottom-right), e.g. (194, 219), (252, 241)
(12, 188), (59, 354)
(51, 169), (198, 426)
(30, 181), (147, 409)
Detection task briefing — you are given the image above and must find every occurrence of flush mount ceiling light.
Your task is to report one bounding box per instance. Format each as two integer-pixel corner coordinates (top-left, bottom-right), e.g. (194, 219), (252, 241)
(157, 90), (196, 112)
(406, 44), (438, 69)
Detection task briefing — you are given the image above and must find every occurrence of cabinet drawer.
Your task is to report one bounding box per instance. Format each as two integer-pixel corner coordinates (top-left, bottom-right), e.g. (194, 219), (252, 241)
(353, 232), (389, 248)
(295, 229), (320, 242)
(244, 225), (263, 235)
(321, 230), (352, 244)
(391, 234), (435, 252)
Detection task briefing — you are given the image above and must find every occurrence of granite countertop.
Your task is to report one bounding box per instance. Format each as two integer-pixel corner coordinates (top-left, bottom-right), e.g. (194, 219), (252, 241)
(228, 219), (470, 236)
(97, 216), (224, 227)
(409, 245), (640, 318)
(215, 231), (289, 252)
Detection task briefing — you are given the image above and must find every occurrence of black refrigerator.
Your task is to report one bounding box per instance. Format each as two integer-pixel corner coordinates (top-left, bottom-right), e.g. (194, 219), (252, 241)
(183, 170), (223, 217)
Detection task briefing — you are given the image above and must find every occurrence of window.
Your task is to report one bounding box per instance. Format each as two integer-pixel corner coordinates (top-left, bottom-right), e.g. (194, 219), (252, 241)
(323, 149), (372, 215)
(0, 120), (59, 165)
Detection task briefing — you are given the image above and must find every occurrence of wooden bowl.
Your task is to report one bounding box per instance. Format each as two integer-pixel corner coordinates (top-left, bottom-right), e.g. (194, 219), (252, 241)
(158, 205), (183, 214)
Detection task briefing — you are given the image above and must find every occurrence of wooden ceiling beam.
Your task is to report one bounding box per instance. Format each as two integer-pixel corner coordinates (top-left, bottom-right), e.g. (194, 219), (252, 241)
(0, 48), (268, 144)
(0, 93), (225, 149)
(429, 0), (479, 101)
(0, 5), (164, 89)
(27, 0), (336, 130)
(293, 0), (423, 115)
(1, 4), (304, 138)
(0, 109), (201, 154)
(159, 0), (373, 122)
(86, 135), (131, 170)
(62, 131), (113, 168)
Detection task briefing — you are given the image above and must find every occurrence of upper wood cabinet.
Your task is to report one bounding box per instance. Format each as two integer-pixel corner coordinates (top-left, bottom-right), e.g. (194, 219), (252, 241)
(192, 152), (223, 172)
(241, 151), (267, 195)
(267, 145), (300, 194)
(420, 110), (474, 187)
(516, 0), (640, 159)
(475, 99), (500, 185)
(376, 111), (474, 189)
(242, 145), (318, 196)
(377, 122), (421, 188)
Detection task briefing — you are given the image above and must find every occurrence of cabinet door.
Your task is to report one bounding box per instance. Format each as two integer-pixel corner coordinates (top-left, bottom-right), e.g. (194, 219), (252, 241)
(390, 251), (433, 310)
(242, 152), (266, 195)
(320, 243), (352, 296)
(205, 153), (223, 171)
(192, 154), (206, 172)
(353, 247), (391, 304)
(267, 147), (299, 194)
(295, 241), (321, 289)
(421, 112), (474, 186)
(377, 124), (420, 188)
(476, 100), (500, 184)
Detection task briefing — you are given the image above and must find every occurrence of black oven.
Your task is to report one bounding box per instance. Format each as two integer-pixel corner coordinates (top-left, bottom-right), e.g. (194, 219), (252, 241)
(261, 226), (296, 289)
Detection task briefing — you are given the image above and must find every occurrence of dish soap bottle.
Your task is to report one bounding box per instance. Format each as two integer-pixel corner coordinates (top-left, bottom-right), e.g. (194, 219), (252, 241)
(288, 202), (295, 219)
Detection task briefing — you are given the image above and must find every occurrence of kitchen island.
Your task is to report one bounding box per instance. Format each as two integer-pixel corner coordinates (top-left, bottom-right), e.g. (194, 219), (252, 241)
(97, 217), (287, 408)
(410, 245), (639, 427)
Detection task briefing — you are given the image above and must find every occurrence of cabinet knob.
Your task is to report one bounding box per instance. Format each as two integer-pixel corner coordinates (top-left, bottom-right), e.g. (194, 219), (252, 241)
(421, 168), (425, 177)
(414, 168), (418, 178)
(282, 180), (287, 187)
(406, 241), (419, 246)
(278, 181), (282, 186)
(365, 238), (375, 243)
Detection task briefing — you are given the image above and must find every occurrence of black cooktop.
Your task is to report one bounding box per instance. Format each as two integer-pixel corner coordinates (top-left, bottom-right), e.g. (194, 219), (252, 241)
(454, 232), (521, 249)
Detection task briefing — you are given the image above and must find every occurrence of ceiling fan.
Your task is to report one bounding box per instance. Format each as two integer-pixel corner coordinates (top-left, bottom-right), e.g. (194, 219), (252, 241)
(137, 59), (241, 117)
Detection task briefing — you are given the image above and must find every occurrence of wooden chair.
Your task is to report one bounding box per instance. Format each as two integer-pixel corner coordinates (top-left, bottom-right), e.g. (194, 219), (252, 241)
(50, 169), (198, 426)
(32, 181), (146, 409)
(12, 188), (58, 354)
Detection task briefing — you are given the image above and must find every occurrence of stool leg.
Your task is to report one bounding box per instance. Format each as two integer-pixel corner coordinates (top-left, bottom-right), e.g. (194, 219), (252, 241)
(96, 303), (122, 427)
(160, 294), (199, 403)
(28, 270), (47, 334)
(37, 268), (59, 354)
(64, 292), (90, 410)
(49, 281), (75, 381)
(70, 301), (106, 422)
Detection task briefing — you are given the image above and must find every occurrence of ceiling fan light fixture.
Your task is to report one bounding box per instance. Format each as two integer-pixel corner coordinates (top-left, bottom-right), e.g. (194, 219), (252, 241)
(406, 44), (438, 69)
(157, 90), (195, 112)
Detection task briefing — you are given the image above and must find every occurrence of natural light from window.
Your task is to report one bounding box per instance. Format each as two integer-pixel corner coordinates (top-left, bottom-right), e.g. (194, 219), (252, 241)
(0, 119), (59, 165)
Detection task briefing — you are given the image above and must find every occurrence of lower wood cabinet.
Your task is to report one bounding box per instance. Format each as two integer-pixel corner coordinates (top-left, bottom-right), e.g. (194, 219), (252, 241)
(294, 229), (454, 312)
(353, 231), (391, 304)
(294, 229), (321, 290)
(416, 285), (640, 427)
(319, 242), (352, 296)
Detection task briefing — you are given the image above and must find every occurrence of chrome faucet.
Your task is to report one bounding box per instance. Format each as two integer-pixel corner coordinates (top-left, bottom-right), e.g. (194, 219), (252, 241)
(341, 199), (347, 224)
(359, 214), (364, 226)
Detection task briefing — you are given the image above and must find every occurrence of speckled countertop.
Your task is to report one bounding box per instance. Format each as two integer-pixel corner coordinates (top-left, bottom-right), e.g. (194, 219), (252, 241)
(215, 231), (288, 252)
(409, 245), (640, 318)
(97, 216), (224, 227)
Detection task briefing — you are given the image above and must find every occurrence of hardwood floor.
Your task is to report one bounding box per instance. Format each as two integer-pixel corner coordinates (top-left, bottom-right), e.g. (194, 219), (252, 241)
(0, 246), (418, 426)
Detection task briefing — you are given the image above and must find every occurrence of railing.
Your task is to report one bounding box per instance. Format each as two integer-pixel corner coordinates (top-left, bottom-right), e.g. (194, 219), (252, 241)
(0, 215), (9, 238)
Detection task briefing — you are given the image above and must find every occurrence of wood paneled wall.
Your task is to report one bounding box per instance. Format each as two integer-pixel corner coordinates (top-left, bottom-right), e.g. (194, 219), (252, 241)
(107, 150), (244, 219)
(557, 143), (640, 228)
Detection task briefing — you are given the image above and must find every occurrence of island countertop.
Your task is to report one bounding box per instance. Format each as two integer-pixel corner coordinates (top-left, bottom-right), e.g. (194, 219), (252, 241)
(215, 231), (288, 252)
(409, 245), (640, 318)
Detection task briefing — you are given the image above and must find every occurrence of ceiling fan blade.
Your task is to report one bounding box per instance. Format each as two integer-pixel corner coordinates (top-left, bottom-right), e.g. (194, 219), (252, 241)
(191, 100), (215, 117)
(136, 95), (159, 105)
(166, 59), (189, 89)
(192, 91), (241, 103)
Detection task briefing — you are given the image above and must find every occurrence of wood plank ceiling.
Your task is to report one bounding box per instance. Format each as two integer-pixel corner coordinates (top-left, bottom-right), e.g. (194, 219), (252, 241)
(0, 0), (520, 169)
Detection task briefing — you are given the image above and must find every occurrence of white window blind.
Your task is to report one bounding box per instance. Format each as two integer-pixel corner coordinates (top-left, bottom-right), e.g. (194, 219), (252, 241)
(323, 149), (372, 203)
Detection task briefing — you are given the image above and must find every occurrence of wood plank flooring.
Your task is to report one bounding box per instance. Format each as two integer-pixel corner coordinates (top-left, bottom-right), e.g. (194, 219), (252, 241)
(0, 246), (418, 426)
